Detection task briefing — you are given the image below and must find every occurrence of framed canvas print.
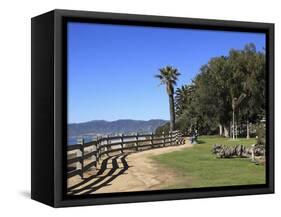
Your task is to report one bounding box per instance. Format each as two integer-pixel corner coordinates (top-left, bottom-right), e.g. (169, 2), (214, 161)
(31, 9), (274, 207)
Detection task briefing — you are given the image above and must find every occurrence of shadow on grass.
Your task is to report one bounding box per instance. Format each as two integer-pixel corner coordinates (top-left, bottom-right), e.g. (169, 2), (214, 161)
(196, 140), (206, 144)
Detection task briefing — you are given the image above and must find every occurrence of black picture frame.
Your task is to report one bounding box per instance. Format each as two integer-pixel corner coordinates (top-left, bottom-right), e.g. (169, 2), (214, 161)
(31, 9), (274, 207)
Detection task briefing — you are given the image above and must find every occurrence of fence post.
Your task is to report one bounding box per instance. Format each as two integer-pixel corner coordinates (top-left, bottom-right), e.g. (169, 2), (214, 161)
(92, 136), (97, 169)
(100, 137), (105, 156)
(105, 135), (109, 156)
(136, 133), (139, 151)
(76, 138), (84, 179)
(107, 135), (112, 155)
(162, 131), (165, 147)
(96, 136), (101, 166)
(180, 132), (184, 144)
(121, 133), (124, 153)
(177, 131), (180, 144)
(151, 132), (154, 148)
(169, 131), (172, 146)
(172, 131), (176, 145)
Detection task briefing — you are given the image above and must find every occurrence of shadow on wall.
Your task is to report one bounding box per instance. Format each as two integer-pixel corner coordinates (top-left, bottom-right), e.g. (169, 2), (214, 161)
(19, 191), (31, 198)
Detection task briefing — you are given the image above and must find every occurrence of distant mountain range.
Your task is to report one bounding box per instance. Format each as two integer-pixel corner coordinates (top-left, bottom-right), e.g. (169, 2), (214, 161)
(68, 119), (168, 137)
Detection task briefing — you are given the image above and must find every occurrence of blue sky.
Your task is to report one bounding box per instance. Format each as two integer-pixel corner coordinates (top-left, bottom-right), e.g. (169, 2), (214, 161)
(67, 22), (265, 124)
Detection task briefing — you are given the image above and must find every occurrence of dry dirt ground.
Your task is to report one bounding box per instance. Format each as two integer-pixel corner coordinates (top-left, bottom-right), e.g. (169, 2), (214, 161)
(67, 138), (192, 195)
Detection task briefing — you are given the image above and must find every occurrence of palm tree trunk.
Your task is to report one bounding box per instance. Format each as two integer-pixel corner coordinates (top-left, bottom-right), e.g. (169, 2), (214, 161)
(169, 94), (175, 131)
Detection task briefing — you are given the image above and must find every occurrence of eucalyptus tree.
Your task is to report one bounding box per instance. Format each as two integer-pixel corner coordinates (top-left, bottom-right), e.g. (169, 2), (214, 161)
(240, 44), (266, 139)
(191, 57), (233, 137)
(155, 66), (181, 131)
(228, 44), (265, 139)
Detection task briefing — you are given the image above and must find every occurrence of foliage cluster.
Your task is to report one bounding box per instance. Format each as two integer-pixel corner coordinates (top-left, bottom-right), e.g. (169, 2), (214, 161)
(172, 44), (266, 137)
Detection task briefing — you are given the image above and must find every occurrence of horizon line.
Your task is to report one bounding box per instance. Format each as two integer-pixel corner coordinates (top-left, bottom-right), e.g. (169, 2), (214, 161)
(68, 118), (169, 125)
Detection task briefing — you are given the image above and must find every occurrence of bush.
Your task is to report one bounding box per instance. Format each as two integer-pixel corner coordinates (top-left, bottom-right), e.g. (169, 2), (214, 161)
(155, 122), (170, 134)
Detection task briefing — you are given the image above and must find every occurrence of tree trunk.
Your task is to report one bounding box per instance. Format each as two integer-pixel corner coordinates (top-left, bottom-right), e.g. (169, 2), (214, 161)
(246, 119), (250, 139)
(232, 109), (235, 140)
(235, 122), (238, 139)
(219, 124), (223, 136)
(169, 94), (175, 131)
(223, 125), (229, 137)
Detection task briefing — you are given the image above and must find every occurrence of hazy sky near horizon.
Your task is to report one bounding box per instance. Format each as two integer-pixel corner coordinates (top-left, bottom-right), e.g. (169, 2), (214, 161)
(67, 22), (265, 124)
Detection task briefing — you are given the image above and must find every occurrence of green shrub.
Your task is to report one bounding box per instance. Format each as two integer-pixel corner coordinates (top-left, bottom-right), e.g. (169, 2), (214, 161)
(155, 122), (170, 134)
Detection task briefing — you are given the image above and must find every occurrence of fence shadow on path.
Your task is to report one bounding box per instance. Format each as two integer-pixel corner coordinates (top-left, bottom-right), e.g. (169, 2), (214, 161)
(67, 154), (129, 195)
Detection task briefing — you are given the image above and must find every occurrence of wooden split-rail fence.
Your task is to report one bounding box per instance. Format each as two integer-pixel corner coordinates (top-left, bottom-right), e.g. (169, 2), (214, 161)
(67, 131), (183, 179)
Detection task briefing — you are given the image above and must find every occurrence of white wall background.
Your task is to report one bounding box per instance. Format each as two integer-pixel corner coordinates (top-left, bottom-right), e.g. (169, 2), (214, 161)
(0, 0), (279, 215)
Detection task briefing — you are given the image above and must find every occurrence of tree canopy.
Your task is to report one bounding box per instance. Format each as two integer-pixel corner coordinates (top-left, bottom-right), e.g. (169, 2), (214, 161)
(172, 44), (265, 137)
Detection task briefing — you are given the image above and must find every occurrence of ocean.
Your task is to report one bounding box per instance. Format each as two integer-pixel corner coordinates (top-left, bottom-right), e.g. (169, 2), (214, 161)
(68, 135), (96, 146)
(68, 134), (148, 146)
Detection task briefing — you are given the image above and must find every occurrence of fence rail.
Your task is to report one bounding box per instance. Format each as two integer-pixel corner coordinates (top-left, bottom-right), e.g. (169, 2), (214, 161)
(67, 131), (183, 179)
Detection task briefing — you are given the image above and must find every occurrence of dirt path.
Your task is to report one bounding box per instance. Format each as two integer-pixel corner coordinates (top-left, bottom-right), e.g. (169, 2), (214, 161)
(68, 138), (192, 195)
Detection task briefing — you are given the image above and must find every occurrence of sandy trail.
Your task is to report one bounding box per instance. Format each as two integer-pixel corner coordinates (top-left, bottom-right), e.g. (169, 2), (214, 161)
(68, 138), (192, 194)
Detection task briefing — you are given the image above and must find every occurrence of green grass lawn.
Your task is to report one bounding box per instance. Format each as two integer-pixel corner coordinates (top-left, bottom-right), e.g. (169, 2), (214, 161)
(153, 136), (266, 189)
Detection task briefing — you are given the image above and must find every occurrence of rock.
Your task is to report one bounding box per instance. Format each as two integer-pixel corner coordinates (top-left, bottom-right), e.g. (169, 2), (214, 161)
(212, 144), (222, 154)
(212, 143), (265, 159)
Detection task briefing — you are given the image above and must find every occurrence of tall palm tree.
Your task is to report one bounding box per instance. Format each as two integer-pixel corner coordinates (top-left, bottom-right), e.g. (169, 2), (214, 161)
(155, 66), (181, 131)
